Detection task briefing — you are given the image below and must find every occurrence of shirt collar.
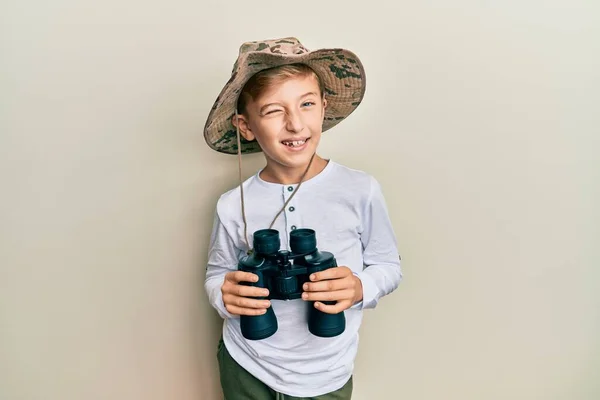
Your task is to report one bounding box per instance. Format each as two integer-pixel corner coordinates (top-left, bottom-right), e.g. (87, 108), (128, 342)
(254, 159), (336, 189)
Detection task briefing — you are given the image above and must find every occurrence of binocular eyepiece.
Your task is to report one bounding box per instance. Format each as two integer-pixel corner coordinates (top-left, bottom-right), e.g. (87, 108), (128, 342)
(253, 228), (317, 256)
(238, 228), (346, 340)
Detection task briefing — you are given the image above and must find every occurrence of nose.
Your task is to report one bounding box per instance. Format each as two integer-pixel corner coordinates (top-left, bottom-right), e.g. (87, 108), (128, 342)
(285, 109), (304, 133)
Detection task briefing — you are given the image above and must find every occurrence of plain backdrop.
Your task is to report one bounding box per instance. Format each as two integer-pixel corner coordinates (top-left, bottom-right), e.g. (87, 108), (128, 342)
(1, 1), (599, 399)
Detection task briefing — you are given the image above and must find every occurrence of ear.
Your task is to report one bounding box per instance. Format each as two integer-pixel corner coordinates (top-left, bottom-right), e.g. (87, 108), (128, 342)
(231, 113), (255, 142)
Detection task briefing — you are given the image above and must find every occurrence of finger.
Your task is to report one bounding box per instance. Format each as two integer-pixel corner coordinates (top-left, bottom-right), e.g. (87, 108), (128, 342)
(303, 278), (352, 293)
(302, 289), (355, 302)
(227, 271), (259, 284)
(313, 300), (351, 314)
(309, 267), (351, 282)
(224, 294), (271, 309)
(233, 285), (270, 298)
(224, 303), (269, 316)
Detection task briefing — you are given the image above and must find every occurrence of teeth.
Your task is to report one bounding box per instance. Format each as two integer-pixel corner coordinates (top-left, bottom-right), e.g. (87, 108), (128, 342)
(283, 139), (306, 147)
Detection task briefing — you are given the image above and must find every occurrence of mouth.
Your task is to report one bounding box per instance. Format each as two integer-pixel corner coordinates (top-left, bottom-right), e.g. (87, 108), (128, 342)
(281, 138), (310, 149)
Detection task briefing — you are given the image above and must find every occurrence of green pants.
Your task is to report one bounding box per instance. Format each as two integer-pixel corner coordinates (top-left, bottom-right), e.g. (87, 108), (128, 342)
(217, 337), (353, 400)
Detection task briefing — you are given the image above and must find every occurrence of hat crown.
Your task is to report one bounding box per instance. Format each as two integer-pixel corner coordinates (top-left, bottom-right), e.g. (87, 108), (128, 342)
(239, 37), (310, 57)
(231, 37), (310, 73)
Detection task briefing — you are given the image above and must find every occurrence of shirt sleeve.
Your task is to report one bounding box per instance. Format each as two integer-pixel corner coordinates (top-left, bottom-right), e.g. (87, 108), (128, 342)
(352, 176), (403, 310)
(204, 210), (242, 320)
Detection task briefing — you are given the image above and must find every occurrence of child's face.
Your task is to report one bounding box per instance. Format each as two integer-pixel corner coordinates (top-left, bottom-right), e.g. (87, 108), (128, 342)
(236, 74), (326, 172)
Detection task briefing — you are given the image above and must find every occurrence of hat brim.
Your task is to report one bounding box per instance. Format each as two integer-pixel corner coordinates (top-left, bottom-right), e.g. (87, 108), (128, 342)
(203, 48), (366, 155)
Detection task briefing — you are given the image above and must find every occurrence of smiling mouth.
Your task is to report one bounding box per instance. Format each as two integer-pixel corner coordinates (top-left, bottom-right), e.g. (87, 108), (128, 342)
(281, 138), (309, 148)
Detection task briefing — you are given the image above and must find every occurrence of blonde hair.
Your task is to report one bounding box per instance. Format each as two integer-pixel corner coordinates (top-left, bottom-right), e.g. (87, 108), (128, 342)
(237, 64), (325, 115)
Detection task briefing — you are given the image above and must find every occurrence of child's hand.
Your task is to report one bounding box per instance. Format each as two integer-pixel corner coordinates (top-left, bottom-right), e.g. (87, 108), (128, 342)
(301, 266), (363, 314)
(221, 271), (271, 316)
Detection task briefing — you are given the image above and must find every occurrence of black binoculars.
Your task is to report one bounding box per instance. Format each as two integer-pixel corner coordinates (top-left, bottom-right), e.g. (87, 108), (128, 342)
(238, 228), (346, 340)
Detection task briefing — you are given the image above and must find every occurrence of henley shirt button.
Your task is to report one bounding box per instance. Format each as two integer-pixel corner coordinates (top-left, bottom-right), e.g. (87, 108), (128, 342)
(291, 225), (297, 230)
(289, 206), (295, 212)
(287, 186), (294, 192)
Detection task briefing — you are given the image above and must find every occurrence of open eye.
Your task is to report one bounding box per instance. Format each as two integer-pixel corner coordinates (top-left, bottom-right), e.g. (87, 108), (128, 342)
(301, 101), (315, 107)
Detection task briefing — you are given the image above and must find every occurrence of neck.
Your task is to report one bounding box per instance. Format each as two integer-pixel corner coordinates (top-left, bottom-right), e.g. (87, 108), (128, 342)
(260, 155), (328, 185)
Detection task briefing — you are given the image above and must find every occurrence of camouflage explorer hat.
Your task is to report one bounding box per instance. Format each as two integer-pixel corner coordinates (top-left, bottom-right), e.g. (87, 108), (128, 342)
(203, 37), (366, 155)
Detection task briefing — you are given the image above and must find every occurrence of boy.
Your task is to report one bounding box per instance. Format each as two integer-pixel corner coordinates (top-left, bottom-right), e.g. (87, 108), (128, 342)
(203, 37), (402, 399)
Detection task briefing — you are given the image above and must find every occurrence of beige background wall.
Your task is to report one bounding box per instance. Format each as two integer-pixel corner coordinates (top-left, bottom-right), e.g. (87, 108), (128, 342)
(1, 1), (598, 399)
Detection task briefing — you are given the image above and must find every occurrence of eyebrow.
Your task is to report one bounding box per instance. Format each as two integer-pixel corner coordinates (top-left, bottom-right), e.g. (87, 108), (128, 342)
(259, 92), (318, 113)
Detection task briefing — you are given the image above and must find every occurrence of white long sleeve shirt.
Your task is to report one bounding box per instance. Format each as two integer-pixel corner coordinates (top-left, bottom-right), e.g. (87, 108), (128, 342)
(204, 160), (402, 397)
